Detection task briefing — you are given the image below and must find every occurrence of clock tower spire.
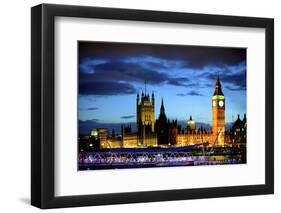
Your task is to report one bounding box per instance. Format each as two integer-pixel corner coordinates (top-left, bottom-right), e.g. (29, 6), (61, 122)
(212, 75), (225, 146)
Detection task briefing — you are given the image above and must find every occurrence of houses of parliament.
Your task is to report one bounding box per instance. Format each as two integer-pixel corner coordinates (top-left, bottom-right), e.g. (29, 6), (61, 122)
(87, 77), (247, 149)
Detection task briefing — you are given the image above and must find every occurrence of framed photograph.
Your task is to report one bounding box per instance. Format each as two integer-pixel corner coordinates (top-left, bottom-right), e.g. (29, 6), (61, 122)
(31, 4), (274, 209)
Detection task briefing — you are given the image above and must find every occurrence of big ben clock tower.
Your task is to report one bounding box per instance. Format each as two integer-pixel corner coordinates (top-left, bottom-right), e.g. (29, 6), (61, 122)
(212, 76), (225, 146)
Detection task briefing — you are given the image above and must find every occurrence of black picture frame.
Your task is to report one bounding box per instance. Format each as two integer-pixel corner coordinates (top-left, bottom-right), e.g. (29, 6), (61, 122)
(31, 3), (274, 209)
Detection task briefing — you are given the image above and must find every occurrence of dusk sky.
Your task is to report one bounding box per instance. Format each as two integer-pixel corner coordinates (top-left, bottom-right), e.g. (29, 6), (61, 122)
(78, 42), (246, 135)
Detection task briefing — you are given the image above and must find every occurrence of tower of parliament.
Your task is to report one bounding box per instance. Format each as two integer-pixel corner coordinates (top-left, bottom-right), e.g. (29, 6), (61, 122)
(136, 90), (156, 147)
(93, 77), (246, 149)
(212, 77), (225, 146)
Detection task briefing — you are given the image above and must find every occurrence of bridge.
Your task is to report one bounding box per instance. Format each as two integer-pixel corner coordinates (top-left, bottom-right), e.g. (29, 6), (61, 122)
(78, 129), (242, 169)
(78, 150), (241, 168)
(79, 151), (195, 166)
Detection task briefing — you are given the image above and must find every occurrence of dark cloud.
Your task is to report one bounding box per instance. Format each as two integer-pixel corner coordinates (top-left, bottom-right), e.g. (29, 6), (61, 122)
(221, 72), (246, 90)
(176, 90), (204, 96)
(79, 60), (192, 95)
(79, 41), (246, 69)
(91, 61), (168, 84)
(167, 77), (190, 86)
(176, 93), (188, 96)
(79, 60), (187, 86)
(203, 67), (246, 91)
(145, 61), (168, 69)
(78, 42), (246, 96)
(225, 85), (246, 91)
(120, 115), (135, 119)
(80, 118), (99, 124)
(79, 107), (99, 111)
(87, 107), (98, 110)
(79, 80), (136, 95)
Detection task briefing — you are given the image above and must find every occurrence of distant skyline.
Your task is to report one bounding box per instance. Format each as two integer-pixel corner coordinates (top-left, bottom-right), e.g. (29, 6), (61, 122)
(78, 42), (246, 135)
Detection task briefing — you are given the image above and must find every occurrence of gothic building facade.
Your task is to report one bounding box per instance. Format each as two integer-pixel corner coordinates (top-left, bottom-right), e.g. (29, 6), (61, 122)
(231, 114), (247, 148)
(95, 77), (245, 149)
(155, 99), (178, 146)
(136, 91), (157, 147)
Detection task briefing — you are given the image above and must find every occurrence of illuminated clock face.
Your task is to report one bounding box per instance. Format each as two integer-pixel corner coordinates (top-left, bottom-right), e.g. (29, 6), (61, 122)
(212, 100), (216, 107)
(219, 100), (224, 107)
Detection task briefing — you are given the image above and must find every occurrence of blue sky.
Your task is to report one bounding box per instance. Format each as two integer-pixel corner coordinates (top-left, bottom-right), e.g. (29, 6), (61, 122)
(78, 42), (246, 135)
